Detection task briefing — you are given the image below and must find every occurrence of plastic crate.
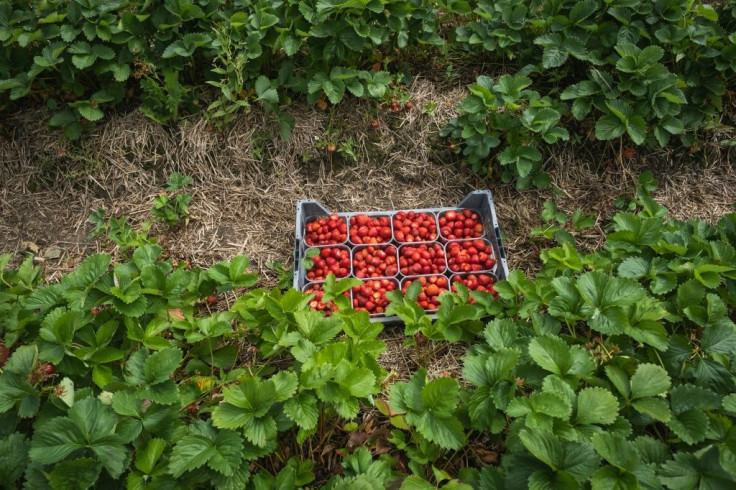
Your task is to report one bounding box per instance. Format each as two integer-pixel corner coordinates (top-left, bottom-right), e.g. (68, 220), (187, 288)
(293, 190), (508, 322)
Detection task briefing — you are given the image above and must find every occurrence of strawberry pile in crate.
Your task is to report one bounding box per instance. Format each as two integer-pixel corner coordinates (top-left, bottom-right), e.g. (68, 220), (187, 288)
(294, 191), (508, 321)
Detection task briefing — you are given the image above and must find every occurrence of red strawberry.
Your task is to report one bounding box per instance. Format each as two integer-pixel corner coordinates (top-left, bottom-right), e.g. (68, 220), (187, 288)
(371, 120), (379, 129)
(349, 214), (392, 244)
(352, 279), (397, 315)
(305, 214), (348, 246)
(352, 245), (398, 279)
(399, 243), (447, 275)
(393, 211), (438, 243)
(439, 208), (483, 240)
(447, 239), (496, 273)
(305, 246), (351, 281)
(402, 275), (449, 310)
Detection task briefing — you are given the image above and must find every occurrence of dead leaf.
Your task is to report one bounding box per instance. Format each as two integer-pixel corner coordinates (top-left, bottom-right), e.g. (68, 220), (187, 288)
(21, 241), (39, 254)
(44, 247), (62, 259)
(168, 309), (185, 321)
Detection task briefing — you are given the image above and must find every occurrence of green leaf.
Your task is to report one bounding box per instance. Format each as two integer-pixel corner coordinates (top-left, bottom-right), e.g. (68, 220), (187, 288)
(528, 336), (572, 376)
(0, 433), (29, 486)
(422, 378), (460, 415)
(47, 457), (101, 490)
(169, 434), (216, 478)
(412, 411), (466, 450)
(630, 363), (670, 399)
(78, 105), (104, 122)
(283, 392), (319, 430)
(135, 438), (166, 475)
(668, 409), (708, 445)
(631, 397), (671, 422)
(143, 347), (182, 384)
(591, 433), (637, 471)
(595, 115), (626, 140)
(519, 429), (562, 469)
(576, 387), (619, 425)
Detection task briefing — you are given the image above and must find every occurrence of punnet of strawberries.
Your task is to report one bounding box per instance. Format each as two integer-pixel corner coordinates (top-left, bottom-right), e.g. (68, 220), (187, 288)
(305, 246), (351, 281)
(393, 211), (438, 243)
(402, 275), (449, 310)
(349, 214), (392, 244)
(446, 239), (496, 273)
(304, 283), (346, 315)
(352, 245), (398, 278)
(352, 279), (397, 315)
(305, 214), (348, 246)
(439, 208), (483, 240)
(399, 243), (446, 275)
(451, 273), (497, 296)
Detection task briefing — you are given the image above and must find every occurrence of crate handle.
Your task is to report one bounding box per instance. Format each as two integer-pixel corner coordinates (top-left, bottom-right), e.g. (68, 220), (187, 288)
(494, 226), (507, 259)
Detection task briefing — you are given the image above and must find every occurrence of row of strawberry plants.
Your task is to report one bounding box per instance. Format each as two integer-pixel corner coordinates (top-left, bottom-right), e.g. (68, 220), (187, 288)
(443, 0), (736, 187)
(2, 173), (736, 488)
(0, 0), (441, 138)
(3, 1), (735, 173)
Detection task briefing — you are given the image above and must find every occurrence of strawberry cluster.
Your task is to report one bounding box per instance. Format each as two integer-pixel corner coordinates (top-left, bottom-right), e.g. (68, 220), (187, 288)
(393, 211), (438, 243)
(349, 214), (392, 244)
(304, 283), (345, 315)
(305, 214), (347, 246)
(352, 279), (397, 315)
(451, 273), (496, 296)
(447, 239), (496, 273)
(439, 209), (483, 240)
(353, 245), (398, 278)
(305, 247), (351, 281)
(402, 275), (449, 310)
(399, 243), (446, 275)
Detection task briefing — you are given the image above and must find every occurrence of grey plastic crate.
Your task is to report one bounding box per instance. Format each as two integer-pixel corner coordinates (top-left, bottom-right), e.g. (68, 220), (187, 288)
(294, 190), (509, 322)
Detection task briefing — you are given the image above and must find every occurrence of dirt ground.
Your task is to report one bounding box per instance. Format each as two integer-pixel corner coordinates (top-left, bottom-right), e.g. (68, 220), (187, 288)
(2, 77), (735, 286)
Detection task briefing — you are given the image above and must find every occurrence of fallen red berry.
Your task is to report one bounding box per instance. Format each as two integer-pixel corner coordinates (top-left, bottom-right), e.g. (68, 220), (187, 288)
(371, 120), (379, 129)
(352, 245), (398, 279)
(305, 214), (348, 246)
(399, 243), (447, 275)
(206, 295), (218, 306)
(186, 402), (199, 415)
(402, 275), (449, 311)
(393, 211), (438, 243)
(306, 246), (351, 281)
(304, 283), (348, 315)
(327, 144), (337, 152)
(349, 214), (392, 245)
(451, 273), (497, 302)
(623, 147), (636, 159)
(91, 307), (100, 316)
(352, 279), (397, 315)
(446, 239), (496, 273)
(404, 101), (413, 110)
(439, 208), (483, 240)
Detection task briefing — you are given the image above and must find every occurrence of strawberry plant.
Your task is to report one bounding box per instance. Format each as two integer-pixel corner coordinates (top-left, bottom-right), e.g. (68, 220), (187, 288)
(151, 172), (193, 227)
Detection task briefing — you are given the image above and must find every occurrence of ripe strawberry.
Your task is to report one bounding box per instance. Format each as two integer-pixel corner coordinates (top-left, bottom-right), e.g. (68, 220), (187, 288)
(451, 273), (497, 301)
(349, 214), (392, 244)
(352, 279), (397, 315)
(392, 211), (438, 243)
(206, 295), (218, 306)
(304, 283), (348, 315)
(305, 246), (351, 281)
(439, 208), (483, 240)
(399, 243), (446, 275)
(305, 214), (348, 246)
(623, 147), (636, 159)
(91, 307), (100, 316)
(402, 275), (449, 310)
(447, 239), (496, 273)
(352, 245), (398, 279)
